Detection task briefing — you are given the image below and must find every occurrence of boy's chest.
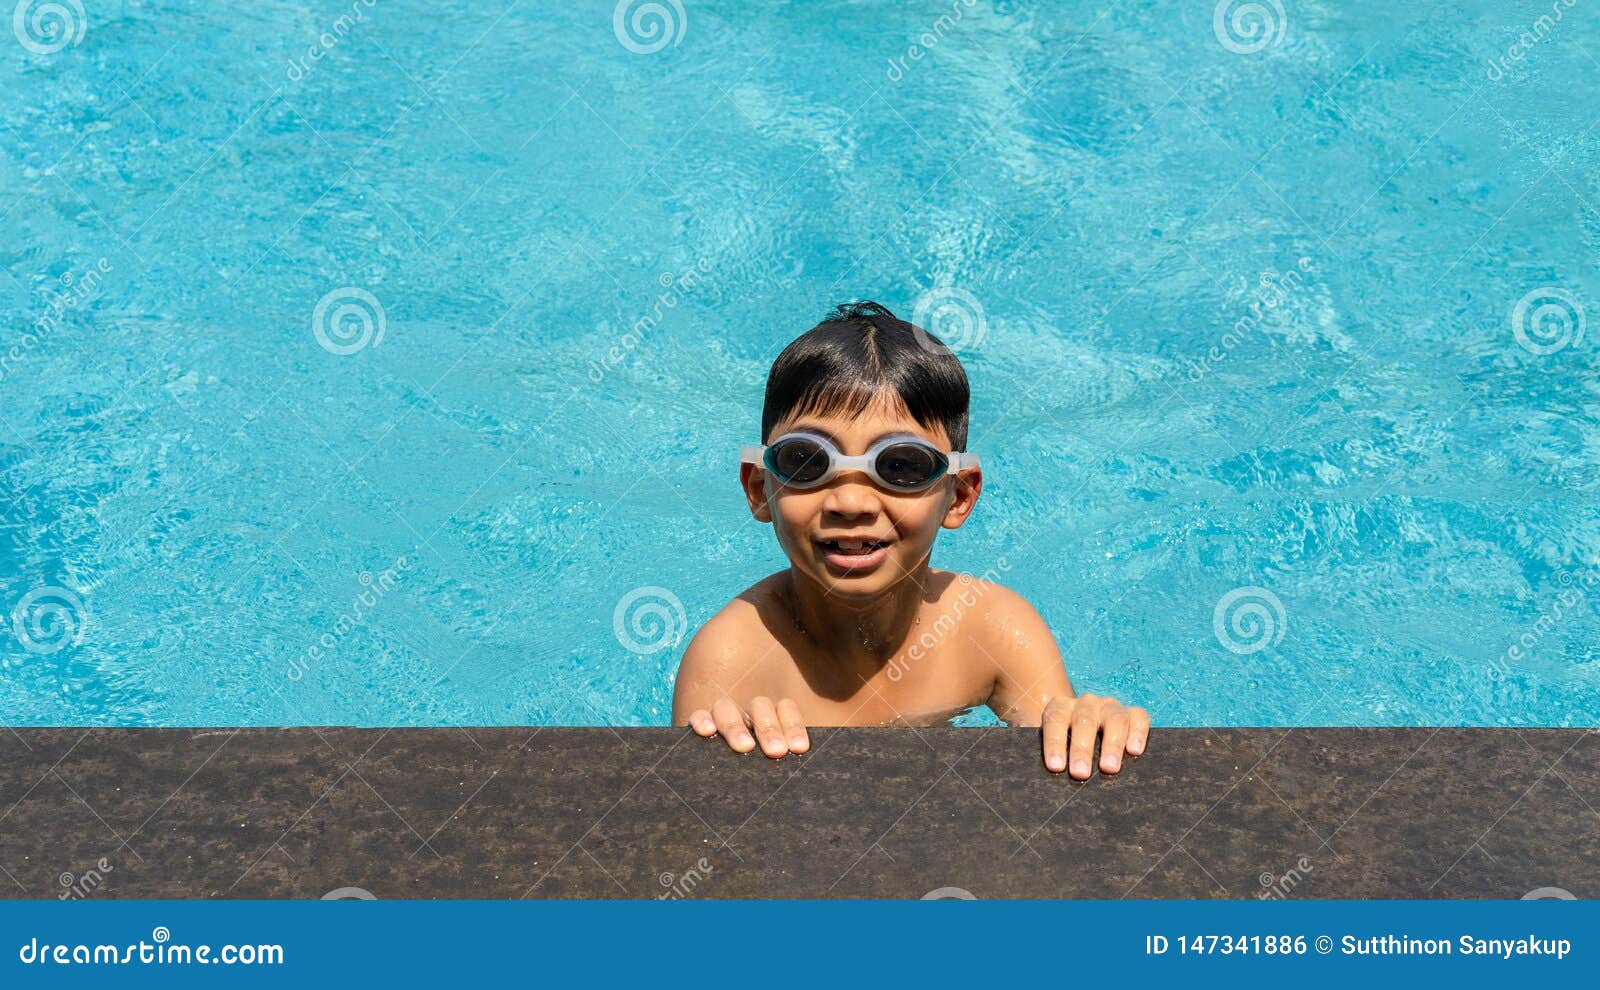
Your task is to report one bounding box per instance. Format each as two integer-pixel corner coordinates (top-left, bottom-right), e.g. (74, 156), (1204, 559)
(765, 636), (992, 727)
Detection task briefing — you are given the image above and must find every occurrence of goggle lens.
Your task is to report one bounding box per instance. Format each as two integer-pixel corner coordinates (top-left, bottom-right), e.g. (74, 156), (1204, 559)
(767, 437), (830, 485)
(875, 442), (945, 489)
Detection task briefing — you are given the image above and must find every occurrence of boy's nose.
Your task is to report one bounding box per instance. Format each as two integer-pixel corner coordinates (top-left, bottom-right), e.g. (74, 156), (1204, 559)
(820, 477), (882, 519)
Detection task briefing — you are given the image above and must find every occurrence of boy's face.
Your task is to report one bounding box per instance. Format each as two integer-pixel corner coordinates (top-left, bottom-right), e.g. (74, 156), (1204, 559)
(741, 392), (982, 601)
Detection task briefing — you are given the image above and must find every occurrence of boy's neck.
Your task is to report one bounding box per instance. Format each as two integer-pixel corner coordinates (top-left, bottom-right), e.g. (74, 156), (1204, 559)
(784, 561), (931, 675)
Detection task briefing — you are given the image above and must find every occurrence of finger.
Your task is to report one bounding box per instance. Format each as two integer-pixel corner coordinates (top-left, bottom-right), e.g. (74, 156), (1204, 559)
(1099, 704), (1129, 774)
(747, 696), (788, 758)
(711, 698), (755, 753)
(1042, 698), (1070, 773)
(1127, 706), (1151, 755)
(777, 698), (809, 753)
(1069, 695), (1101, 780)
(688, 709), (716, 737)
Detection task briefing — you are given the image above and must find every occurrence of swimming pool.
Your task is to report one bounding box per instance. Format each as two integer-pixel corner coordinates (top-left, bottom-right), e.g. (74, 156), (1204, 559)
(2, 1), (1596, 727)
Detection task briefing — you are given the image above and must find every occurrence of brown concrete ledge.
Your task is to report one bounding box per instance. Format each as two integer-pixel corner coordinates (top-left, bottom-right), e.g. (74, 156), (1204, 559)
(1, 727), (1596, 899)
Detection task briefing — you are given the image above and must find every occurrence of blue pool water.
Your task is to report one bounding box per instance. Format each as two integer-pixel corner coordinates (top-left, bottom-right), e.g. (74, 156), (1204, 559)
(2, 1), (1597, 727)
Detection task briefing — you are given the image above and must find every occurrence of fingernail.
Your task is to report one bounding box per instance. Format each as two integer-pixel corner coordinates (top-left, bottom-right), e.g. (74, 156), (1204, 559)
(1047, 754), (1065, 772)
(1129, 738), (1145, 754)
(1103, 758), (1121, 773)
(1071, 760), (1090, 777)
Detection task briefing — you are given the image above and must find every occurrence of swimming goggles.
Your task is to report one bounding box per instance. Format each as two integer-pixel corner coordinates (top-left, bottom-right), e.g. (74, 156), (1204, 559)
(741, 431), (980, 493)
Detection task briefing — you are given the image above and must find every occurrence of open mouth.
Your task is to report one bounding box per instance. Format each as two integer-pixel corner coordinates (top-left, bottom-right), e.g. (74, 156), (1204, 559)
(818, 537), (889, 555)
(815, 537), (892, 572)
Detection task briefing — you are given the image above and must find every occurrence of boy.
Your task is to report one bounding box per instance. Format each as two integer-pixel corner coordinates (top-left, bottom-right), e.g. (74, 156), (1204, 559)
(671, 302), (1150, 779)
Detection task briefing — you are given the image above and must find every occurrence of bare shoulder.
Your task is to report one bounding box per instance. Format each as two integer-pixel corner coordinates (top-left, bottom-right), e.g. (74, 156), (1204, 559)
(930, 570), (1049, 640)
(931, 570), (1063, 672)
(680, 574), (786, 670)
(672, 573), (789, 719)
(933, 570), (1070, 718)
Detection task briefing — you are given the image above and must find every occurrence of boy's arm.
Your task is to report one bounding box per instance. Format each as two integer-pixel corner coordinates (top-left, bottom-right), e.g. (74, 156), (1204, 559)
(982, 585), (1074, 723)
(979, 584), (1151, 779)
(671, 610), (810, 758)
(670, 615), (740, 724)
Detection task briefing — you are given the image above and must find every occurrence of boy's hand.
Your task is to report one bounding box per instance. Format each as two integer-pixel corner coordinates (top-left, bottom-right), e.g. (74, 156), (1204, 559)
(1041, 694), (1150, 780)
(688, 697), (811, 759)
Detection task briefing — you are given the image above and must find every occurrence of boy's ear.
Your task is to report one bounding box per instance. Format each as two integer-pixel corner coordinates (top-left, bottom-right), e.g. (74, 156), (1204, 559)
(740, 462), (773, 522)
(941, 467), (982, 530)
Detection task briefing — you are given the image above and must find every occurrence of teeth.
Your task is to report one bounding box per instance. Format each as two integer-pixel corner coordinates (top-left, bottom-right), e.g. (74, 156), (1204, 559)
(823, 539), (884, 554)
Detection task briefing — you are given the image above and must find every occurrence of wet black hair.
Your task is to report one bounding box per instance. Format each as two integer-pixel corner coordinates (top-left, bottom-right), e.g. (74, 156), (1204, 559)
(760, 301), (970, 449)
